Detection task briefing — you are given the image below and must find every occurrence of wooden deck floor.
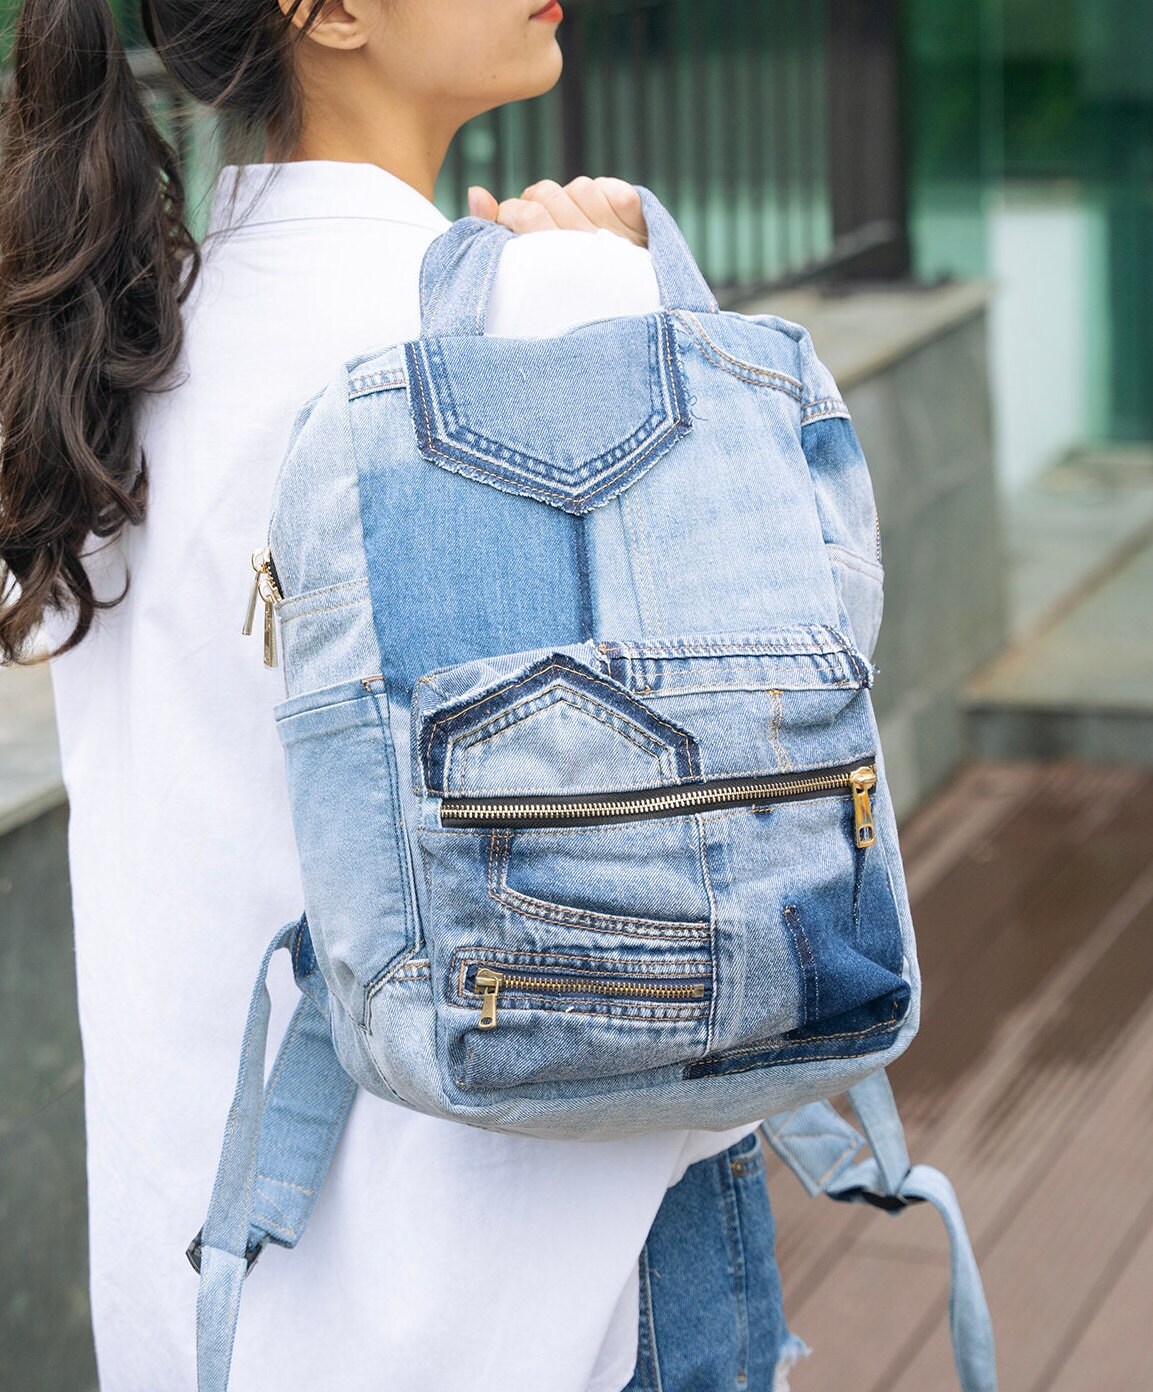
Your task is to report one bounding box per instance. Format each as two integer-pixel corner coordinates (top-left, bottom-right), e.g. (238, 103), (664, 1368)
(770, 760), (1153, 1392)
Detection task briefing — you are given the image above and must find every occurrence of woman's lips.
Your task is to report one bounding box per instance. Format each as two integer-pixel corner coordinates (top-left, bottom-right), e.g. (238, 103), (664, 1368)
(531, 0), (564, 21)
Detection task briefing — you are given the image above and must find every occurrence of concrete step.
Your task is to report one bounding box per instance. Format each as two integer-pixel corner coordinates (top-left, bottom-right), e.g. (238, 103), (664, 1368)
(965, 450), (1153, 765)
(0, 659), (64, 838)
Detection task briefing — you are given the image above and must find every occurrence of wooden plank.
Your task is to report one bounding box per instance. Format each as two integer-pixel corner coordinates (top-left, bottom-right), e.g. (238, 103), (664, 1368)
(1047, 1203), (1153, 1392)
(879, 854), (1153, 1258)
(790, 955), (1153, 1391)
(889, 769), (1153, 1134)
(785, 1240), (951, 1390)
(884, 974), (1153, 1392)
(896, 761), (1040, 900)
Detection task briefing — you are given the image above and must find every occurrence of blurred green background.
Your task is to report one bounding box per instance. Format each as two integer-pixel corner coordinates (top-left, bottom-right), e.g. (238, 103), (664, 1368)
(3, 0), (1147, 473)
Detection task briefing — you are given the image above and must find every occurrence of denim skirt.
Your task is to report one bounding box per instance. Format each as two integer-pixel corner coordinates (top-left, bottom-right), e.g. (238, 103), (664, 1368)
(623, 1130), (808, 1392)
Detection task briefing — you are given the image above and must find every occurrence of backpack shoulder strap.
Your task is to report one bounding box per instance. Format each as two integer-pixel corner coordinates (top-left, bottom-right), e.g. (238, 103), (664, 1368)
(190, 918), (357, 1392)
(761, 1069), (998, 1392)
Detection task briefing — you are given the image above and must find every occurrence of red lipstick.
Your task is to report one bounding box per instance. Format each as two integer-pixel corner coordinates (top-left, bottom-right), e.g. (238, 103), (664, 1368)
(531, 0), (564, 21)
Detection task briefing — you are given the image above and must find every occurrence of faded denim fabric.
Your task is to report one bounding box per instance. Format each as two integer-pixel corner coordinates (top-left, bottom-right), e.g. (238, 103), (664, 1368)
(267, 189), (921, 1141)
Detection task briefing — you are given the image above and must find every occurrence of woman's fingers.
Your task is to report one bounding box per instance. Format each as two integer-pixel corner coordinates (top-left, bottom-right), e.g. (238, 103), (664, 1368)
(467, 185), (500, 220)
(556, 176), (648, 246)
(589, 177), (648, 246)
(485, 176), (649, 245)
(494, 195), (580, 236)
(515, 179), (601, 233)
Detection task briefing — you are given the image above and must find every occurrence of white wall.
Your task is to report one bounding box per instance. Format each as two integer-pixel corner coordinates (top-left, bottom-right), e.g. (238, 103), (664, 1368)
(987, 186), (1100, 492)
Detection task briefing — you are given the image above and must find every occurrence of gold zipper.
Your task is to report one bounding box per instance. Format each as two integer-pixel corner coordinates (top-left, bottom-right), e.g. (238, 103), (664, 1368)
(443, 762), (878, 848)
(473, 967), (706, 1031)
(850, 764), (877, 847)
(242, 547), (283, 668)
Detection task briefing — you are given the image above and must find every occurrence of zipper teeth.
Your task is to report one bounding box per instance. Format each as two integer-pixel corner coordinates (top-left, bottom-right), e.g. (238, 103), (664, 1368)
(482, 974), (705, 1000)
(444, 768), (863, 826)
(262, 551), (283, 602)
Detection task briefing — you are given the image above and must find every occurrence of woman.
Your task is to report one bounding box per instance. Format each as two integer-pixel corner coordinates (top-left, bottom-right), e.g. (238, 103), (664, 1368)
(0, 0), (806, 1388)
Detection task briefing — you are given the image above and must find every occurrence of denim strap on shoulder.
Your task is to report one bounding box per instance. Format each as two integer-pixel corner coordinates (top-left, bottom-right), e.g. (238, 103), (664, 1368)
(760, 1068), (998, 1392)
(190, 919), (357, 1392)
(417, 186), (717, 339)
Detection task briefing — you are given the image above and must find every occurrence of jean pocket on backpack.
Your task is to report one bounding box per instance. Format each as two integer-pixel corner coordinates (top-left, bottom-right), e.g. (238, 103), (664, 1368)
(405, 311), (690, 515)
(275, 678), (418, 1018)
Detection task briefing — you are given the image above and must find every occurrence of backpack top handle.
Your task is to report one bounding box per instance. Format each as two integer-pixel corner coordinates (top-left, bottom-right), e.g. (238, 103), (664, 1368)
(417, 185), (719, 340)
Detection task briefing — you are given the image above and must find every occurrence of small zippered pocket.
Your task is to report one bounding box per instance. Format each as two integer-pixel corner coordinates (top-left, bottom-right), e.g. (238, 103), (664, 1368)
(442, 759), (878, 849)
(444, 950), (715, 1086)
(465, 962), (710, 1031)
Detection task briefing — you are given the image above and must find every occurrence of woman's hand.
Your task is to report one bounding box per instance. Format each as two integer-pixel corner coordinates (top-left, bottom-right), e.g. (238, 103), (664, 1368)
(467, 176), (648, 247)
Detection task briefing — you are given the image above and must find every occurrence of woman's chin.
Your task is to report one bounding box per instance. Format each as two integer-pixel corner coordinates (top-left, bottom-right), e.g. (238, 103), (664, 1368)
(519, 44), (564, 101)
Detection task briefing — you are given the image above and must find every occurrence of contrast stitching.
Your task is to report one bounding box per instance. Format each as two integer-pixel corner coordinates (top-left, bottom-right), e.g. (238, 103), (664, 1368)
(452, 941), (711, 973)
(452, 690), (672, 791)
(673, 310), (804, 398)
(783, 904), (819, 1023)
(424, 660), (697, 777)
(276, 576), (369, 607)
(603, 632), (849, 657)
(802, 400), (851, 424)
(421, 412), (682, 508)
(279, 594), (370, 624)
(487, 830), (711, 939)
(698, 1008), (905, 1066)
(347, 371), (406, 398)
(409, 324), (685, 509)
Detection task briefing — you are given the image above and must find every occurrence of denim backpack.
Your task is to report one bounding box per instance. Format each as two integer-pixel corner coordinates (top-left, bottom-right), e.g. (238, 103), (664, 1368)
(192, 191), (997, 1392)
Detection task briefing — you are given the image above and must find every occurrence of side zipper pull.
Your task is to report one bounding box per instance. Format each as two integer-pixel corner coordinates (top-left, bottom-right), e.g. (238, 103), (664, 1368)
(241, 548), (281, 669)
(262, 594), (278, 669)
(242, 551), (262, 638)
(475, 969), (503, 1030)
(850, 766), (877, 848)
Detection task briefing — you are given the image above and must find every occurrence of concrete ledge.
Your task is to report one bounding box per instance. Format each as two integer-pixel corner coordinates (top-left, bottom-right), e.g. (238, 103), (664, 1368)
(0, 662), (65, 840)
(0, 804), (96, 1391)
(745, 280), (993, 392)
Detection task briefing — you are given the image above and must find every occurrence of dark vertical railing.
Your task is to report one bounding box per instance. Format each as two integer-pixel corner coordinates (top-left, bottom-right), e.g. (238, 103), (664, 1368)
(825, 0), (911, 280)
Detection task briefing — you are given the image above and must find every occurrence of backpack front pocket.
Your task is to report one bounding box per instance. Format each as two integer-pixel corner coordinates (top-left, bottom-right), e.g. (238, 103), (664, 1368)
(413, 630), (911, 1096)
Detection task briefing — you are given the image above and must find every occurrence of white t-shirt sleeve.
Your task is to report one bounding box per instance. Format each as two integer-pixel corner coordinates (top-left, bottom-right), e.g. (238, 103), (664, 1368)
(485, 227), (662, 337)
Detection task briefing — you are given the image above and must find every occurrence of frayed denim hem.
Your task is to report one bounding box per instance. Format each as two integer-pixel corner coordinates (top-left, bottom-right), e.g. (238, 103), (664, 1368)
(774, 1332), (812, 1392)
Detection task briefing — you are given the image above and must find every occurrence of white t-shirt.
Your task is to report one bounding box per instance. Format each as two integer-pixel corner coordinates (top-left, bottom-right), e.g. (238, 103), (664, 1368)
(47, 159), (759, 1392)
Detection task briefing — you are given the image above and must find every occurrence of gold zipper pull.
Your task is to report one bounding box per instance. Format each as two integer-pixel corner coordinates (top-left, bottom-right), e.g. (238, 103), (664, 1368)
(242, 549), (264, 637)
(475, 968), (504, 1030)
(262, 589), (278, 669)
(242, 549), (281, 668)
(849, 766), (877, 848)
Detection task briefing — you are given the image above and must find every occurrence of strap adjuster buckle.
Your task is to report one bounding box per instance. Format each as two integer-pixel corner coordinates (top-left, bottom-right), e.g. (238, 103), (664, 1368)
(185, 1229), (267, 1276)
(832, 1186), (927, 1214)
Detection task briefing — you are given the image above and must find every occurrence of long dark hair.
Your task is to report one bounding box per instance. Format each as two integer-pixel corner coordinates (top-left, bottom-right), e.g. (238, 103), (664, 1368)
(0, 0), (322, 664)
